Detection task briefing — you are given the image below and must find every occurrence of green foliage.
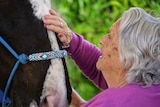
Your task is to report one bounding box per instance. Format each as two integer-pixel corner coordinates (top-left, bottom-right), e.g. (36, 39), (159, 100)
(51, 0), (160, 100)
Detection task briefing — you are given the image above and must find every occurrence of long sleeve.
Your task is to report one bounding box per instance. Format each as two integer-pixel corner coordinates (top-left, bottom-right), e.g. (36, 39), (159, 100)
(64, 33), (107, 89)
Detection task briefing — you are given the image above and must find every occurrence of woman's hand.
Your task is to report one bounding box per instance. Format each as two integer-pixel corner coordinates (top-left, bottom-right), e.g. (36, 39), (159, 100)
(43, 9), (72, 46)
(71, 88), (86, 107)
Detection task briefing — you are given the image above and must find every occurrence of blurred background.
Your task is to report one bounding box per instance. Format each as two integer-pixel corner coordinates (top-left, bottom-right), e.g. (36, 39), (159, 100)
(51, 0), (160, 101)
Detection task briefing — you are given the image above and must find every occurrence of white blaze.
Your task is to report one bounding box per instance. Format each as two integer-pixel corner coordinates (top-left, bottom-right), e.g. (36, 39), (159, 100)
(29, 0), (68, 107)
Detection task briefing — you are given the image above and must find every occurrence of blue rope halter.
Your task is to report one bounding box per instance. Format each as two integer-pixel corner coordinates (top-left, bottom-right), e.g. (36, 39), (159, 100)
(0, 36), (67, 107)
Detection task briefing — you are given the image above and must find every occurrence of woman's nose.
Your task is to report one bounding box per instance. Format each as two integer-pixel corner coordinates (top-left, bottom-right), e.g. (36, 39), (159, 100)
(99, 37), (104, 45)
(99, 35), (107, 45)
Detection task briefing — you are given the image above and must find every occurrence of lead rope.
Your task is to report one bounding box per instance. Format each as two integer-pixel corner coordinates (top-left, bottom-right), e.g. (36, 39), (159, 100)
(0, 36), (67, 107)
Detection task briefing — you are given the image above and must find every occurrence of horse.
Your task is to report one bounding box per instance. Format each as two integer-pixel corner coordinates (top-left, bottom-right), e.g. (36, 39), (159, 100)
(0, 0), (72, 106)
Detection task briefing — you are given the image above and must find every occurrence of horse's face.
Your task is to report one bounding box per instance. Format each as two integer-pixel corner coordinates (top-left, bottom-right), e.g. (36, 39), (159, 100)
(0, 0), (71, 106)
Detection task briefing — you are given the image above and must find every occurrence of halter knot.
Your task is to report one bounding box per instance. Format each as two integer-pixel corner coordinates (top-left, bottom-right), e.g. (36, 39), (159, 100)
(18, 54), (28, 64)
(0, 36), (68, 107)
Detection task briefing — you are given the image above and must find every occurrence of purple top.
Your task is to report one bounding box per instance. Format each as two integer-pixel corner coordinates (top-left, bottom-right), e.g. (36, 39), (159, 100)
(64, 33), (160, 107)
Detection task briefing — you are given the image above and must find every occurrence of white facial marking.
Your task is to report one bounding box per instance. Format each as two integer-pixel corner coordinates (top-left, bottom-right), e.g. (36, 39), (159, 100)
(29, 0), (68, 107)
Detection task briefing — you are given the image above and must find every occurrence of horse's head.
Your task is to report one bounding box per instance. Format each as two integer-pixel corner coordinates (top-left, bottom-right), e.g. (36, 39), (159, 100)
(0, 0), (72, 106)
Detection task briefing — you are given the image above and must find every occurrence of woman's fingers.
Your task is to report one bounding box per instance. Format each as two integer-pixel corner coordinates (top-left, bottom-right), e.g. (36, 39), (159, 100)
(43, 9), (73, 46)
(43, 16), (59, 26)
(49, 9), (58, 16)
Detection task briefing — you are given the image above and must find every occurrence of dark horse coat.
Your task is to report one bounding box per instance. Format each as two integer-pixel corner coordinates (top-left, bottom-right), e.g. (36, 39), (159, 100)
(0, 0), (72, 106)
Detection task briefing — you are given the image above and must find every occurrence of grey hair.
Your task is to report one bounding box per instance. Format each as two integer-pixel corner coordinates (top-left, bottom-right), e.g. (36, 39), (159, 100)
(119, 7), (160, 87)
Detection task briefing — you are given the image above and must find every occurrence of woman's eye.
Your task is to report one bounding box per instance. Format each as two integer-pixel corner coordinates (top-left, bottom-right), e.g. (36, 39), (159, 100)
(107, 34), (111, 39)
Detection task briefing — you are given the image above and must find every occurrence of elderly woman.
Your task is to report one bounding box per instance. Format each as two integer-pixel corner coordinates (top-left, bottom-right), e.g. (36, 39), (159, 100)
(43, 7), (160, 107)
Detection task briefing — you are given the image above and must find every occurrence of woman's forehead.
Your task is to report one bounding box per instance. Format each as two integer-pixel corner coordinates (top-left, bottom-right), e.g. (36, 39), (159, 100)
(112, 19), (121, 29)
(109, 19), (121, 34)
